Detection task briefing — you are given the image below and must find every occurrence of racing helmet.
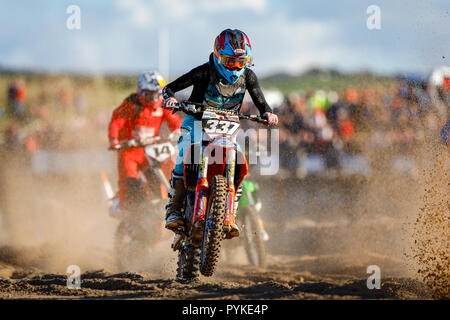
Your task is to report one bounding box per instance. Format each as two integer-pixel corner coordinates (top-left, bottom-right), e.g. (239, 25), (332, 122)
(213, 29), (253, 84)
(137, 71), (166, 103)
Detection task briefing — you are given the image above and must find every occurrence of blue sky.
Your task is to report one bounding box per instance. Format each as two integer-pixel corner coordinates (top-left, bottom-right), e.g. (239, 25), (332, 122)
(0, 0), (448, 78)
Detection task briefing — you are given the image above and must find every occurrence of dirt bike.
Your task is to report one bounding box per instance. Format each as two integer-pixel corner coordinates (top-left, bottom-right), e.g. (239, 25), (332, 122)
(167, 102), (272, 280)
(234, 179), (269, 268)
(105, 136), (176, 271)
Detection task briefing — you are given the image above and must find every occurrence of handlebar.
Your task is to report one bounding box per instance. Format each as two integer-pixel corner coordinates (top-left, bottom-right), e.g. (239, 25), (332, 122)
(167, 101), (276, 126)
(109, 136), (174, 151)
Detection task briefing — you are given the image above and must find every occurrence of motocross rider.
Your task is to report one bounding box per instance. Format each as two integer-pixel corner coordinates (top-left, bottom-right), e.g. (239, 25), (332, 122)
(162, 29), (278, 237)
(108, 71), (182, 215)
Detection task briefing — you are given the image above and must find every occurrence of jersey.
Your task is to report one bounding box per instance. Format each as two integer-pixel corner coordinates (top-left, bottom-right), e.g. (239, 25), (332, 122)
(109, 93), (182, 143)
(162, 53), (272, 131)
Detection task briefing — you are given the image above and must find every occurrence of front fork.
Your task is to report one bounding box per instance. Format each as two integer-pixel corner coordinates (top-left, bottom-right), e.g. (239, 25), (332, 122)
(193, 155), (209, 226)
(224, 148), (236, 231)
(146, 157), (171, 194)
(191, 148), (237, 231)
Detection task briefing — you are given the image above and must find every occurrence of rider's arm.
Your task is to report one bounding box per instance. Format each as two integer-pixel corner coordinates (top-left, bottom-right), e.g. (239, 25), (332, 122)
(108, 101), (131, 146)
(162, 63), (209, 100)
(108, 117), (125, 147)
(245, 69), (273, 116)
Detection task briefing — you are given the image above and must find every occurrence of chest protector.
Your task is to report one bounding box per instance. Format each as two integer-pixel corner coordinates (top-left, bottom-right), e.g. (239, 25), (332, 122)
(204, 54), (247, 113)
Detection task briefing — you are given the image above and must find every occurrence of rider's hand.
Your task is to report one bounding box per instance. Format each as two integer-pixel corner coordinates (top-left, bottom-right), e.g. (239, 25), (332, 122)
(109, 138), (121, 150)
(163, 97), (178, 109)
(128, 138), (139, 148)
(262, 112), (279, 126)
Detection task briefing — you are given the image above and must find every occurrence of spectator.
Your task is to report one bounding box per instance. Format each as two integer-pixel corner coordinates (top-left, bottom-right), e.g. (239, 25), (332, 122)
(7, 80), (27, 119)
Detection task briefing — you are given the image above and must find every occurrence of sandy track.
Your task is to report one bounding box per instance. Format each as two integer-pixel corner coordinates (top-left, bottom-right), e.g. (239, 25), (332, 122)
(0, 249), (431, 300)
(0, 153), (445, 300)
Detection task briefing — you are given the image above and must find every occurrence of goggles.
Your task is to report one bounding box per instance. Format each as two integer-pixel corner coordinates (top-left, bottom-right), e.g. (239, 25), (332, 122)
(141, 90), (161, 102)
(217, 54), (252, 70)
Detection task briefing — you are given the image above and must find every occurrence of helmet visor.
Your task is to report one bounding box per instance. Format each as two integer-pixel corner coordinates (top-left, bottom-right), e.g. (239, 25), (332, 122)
(141, 90), (161, 102)
(218, 55), (252, 70)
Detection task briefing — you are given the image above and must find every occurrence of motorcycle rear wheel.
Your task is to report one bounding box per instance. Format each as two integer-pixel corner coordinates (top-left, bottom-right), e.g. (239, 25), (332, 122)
(114, 220), (150, 272)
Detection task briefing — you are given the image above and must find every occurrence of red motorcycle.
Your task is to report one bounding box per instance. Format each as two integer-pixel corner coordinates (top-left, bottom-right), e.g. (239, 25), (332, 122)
(105, 136), (176, 271)
(168, 102), (271, 279)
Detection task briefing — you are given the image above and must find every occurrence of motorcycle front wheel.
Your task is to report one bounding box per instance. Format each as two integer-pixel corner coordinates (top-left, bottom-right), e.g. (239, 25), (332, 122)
(241, 206), (266, 268)
(177, 244), (201, 280)
(200, 175), (228, 277)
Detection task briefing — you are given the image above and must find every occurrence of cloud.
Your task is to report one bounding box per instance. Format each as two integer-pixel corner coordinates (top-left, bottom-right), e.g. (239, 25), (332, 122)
(115, 0), (268, 28)
(116, 0), (154, 28)
(202, 0), (267, 15)
(1, 0), (447, 75)
(248, 16), (357, 75)
(110, 1), (359, 75)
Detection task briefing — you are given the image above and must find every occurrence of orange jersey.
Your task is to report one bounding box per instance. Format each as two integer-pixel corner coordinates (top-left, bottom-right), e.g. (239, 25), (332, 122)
(108, 93), (182, 142)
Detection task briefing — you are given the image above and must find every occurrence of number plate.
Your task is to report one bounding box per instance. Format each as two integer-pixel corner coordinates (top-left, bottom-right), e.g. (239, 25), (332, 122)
(144, 142), (175, 162)
(202, 112), (240, 136)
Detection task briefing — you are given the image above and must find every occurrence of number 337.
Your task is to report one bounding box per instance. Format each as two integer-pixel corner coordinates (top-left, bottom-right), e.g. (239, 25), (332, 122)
(204, 119), (239, 135)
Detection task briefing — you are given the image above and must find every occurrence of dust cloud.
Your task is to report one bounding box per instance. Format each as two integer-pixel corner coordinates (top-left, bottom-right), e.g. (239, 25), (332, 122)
(0, 135), (447, 299)
(0, 152), (176, 276)
(406, 142), (449, 299)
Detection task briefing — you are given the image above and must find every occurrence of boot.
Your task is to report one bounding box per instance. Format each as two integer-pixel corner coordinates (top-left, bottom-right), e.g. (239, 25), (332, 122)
(165, 172), (186, 230)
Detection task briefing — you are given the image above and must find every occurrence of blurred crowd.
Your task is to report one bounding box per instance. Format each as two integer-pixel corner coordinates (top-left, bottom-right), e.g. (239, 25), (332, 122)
(1, 74), (448, 175)
(243, 79), (448, 173)
(0, 78), (112, 157)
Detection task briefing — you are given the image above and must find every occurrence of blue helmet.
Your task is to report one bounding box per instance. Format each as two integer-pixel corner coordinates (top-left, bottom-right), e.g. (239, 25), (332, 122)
(213, 29), (253, 84)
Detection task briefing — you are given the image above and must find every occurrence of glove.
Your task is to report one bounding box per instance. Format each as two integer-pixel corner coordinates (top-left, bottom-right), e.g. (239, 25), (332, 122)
(163, 97), (178, 110)
(127, 139), (139, 147)
(262, 112), (279, 126)
(109, 138), (121, 150)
